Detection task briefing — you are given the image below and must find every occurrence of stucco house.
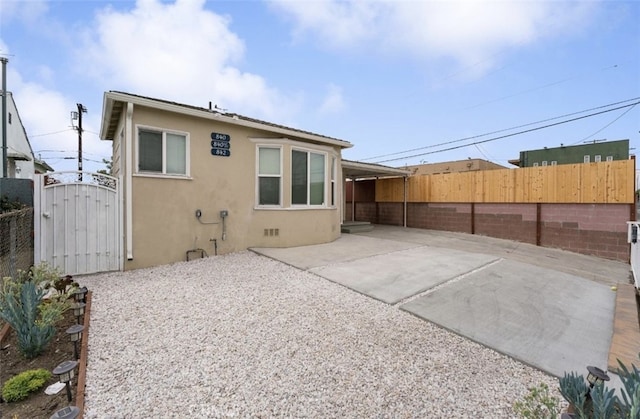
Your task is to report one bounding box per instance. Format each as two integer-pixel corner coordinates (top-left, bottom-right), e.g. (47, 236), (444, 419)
(100, 91), (355, 270)
(1, 92), (35, 179)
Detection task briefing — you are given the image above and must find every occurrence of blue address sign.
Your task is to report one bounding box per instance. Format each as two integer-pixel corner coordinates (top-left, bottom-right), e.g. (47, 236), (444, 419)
(211, 132), (231, 142)
(211, 140), (230, 149)
(211, 148), (231, 157)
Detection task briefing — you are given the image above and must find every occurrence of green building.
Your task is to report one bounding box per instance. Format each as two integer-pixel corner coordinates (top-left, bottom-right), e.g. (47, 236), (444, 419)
(511, 139), (629, 167)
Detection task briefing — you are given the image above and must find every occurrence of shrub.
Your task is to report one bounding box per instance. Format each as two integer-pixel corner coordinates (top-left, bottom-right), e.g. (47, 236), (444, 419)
(513, 382), (560, 418)
(0, 264), (69, 359)
(559, 355), (640, 418)
(617, 356), (640, 418)
(2, 369), (52, 402)
(559, 371), (588, 418)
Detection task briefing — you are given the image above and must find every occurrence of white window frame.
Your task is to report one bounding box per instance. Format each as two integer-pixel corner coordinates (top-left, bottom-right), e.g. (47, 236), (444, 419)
(584, 155), (590, 163)
(533, 162), (539, 167)
(551, 161), (557, 166)
(606, 156), (613, 162)
(595, 155), (602, 162)
(542, 161), (548, 166)
(291, 147), (328, 208)
(135, 125), (190, 177)
(256, 145), (283, 208)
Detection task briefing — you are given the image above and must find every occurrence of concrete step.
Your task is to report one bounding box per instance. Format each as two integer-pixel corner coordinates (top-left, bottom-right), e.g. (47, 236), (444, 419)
(341, 222), (374, 233)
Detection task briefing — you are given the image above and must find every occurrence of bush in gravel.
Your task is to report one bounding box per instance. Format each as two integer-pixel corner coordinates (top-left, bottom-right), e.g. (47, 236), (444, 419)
(512, 382), (560, 418)
(2, 368), (52, 402)
(0, 265), (69, 359)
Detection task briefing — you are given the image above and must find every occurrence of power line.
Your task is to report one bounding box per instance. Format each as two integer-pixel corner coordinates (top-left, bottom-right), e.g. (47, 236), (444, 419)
(30, 128), (74, 137)
(374, 100), (640, 164)
(361, 97), (640, 162)
(569, 103), (638, 145)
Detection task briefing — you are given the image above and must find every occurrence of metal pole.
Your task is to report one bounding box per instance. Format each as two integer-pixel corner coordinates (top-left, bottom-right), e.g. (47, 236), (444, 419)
(78, 104), (82, 172)
(1, 57), (8, 178)
(77, 103), (85, 181)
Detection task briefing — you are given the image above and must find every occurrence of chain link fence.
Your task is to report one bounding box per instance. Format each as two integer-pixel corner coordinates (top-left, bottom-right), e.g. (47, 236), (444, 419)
(0, 207), (34, 279)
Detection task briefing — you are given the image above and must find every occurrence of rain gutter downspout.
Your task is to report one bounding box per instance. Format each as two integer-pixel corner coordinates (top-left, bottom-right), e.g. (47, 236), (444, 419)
(125, 102), (134, 260)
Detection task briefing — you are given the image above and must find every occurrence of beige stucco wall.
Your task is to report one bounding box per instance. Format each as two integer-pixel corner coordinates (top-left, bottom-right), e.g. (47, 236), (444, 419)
(116, 104), (342, 270)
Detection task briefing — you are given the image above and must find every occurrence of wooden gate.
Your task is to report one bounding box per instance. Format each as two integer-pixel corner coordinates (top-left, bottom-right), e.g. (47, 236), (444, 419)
(34, 171), (121, 275)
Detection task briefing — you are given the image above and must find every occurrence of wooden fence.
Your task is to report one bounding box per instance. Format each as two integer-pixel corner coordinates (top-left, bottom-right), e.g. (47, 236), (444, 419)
(376, 159), (635, 204)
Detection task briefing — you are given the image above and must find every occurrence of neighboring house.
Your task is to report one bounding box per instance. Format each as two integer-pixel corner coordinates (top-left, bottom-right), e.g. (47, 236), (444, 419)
(0, 92), (35, 179)
(100, 91), (353, 270)
(509, 139), (629, 167)
(403, 158), (506, 175)
(34, 158), (54, 174)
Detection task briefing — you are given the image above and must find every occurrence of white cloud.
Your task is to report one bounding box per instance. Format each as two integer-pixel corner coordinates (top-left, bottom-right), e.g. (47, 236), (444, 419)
(80, 0), (296, 121)
(318, 84), (346, 115)
(0, 1), (49, 25)
(269, 0), (597, 77)
(9, 70), (112, 172)
(268, 1), (380, 47)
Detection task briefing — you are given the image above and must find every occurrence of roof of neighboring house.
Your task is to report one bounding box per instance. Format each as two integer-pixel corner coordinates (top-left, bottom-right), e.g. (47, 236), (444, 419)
(100, 91), (353, 149)
(34, 158), (54, 173)
(342, 159), (411, 179)
(4, 92), (34, 162)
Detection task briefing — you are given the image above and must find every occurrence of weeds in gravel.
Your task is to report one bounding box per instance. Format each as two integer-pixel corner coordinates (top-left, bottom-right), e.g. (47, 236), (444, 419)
(513, 382), (560, 418)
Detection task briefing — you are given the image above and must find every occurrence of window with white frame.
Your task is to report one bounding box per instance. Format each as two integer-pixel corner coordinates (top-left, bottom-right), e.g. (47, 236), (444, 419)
(542, 161), (548, 166)
(595, 155), (602, 162)
(606, 156), (613, 162)
(292, 149), (325, 206)
(551, 161), (557, 166)
(533, 162), (539, 167)
(257, 147), (282, 206)
(137, 127), (188, 175)
(584, 155), (590, 163)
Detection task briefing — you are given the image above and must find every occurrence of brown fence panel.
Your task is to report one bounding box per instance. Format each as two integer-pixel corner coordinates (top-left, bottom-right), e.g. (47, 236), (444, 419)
(379, 160), (634, 204)
(376, 177), (404, 202)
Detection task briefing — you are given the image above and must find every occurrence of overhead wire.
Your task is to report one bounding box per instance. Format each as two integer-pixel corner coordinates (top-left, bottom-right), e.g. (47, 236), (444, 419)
(361, 97), (640, 162)
(569, 103), (638, 146)
(373, 100), (640, 164)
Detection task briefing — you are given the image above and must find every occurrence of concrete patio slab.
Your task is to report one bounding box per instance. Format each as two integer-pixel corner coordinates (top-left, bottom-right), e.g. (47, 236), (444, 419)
(401, 259), (616, 377)
(309, 246), (499, 304)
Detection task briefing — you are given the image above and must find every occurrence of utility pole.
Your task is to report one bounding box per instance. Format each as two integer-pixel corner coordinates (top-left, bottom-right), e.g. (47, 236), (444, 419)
(1, 57), (7, 178)
(73, 103), (87, 181)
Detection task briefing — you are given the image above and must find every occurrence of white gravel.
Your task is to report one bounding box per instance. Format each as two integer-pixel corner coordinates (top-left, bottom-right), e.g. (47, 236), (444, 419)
(81, 251), (561, 418)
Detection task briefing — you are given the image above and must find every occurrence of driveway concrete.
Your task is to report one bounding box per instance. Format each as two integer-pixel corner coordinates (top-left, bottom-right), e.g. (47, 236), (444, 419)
(252, 225), (631, 380)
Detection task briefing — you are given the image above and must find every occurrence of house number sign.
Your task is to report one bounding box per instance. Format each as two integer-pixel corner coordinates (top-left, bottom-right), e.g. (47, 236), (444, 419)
(210, 132), (231, 157)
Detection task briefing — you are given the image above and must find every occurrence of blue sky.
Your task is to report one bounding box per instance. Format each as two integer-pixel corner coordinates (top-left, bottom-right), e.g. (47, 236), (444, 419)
(1, 0), (639, 172)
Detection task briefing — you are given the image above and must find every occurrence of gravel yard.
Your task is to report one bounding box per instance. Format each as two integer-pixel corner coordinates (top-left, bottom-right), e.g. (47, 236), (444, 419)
(81, 251), (560, 417)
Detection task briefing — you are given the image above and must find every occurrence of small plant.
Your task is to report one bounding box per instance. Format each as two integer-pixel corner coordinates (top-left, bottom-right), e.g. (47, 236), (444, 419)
(2, 368), (52, 402)
(617, 356), (640, 418)
(0, 264), (69, 359)
(590, 381), (617, 419)
(31, 262), (78, 299)
(559, 372), (588, 418)
(513, 382), (560, 418)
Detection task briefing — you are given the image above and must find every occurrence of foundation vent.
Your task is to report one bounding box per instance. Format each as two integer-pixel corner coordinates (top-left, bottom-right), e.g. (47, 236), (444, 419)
(263, 228), (280, 237)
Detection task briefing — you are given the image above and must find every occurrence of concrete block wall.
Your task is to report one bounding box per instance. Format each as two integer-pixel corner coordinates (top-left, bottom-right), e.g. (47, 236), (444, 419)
(407, 203), (470, 233)
(540, 204), (630, 261)
(474, 203), (537, 245)
(347, 200), (631, 262)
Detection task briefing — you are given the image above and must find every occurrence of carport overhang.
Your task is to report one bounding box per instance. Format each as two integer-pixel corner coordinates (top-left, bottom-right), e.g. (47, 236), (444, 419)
(341, 160), (411, 227)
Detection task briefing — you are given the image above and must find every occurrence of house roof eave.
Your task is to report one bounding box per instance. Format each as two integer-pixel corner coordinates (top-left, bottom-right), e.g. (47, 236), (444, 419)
(100, 91), (353, 150)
